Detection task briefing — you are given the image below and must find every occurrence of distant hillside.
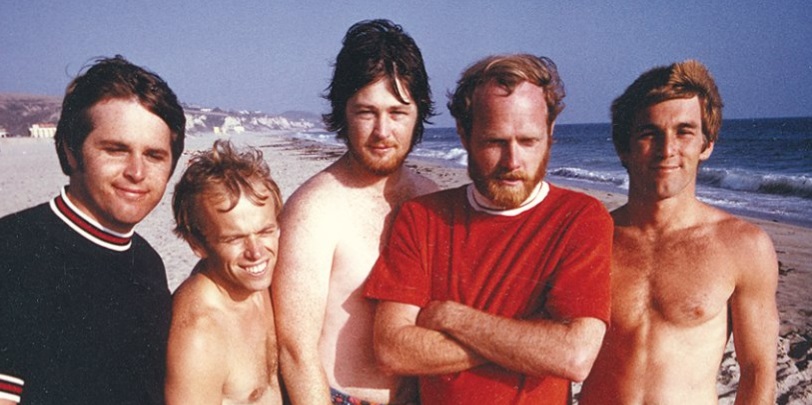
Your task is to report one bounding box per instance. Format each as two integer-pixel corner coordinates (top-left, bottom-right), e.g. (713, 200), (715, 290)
(0, 93), (323, 137)
(0, 94), (62, 137)
(280, 110), (323, 122)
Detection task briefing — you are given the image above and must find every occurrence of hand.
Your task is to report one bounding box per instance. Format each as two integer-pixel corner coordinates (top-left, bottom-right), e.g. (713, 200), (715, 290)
(417, 300), (463, 332)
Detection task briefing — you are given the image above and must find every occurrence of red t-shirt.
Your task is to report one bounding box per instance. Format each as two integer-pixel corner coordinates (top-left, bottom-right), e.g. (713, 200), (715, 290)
(364, 183), (612, 405)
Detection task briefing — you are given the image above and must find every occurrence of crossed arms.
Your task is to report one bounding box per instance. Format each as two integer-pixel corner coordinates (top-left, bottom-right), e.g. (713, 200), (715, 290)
(373, 300), (606, 382)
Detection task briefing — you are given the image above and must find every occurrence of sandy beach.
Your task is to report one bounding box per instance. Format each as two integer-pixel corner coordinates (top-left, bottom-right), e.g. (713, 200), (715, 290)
(1, 132), (809, 403)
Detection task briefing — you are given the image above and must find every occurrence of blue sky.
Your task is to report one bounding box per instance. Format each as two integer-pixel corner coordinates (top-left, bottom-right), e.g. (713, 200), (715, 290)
(2, 1), (810, 126)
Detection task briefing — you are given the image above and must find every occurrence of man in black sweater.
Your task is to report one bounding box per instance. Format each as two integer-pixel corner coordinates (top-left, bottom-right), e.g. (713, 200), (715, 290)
(0, 55), (185, 405)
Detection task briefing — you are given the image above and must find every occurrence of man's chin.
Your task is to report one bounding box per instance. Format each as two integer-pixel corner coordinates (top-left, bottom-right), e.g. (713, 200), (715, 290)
(353, 152), (406, 176)
(489, 195), (526, 209)
(480, 183), (531, 209)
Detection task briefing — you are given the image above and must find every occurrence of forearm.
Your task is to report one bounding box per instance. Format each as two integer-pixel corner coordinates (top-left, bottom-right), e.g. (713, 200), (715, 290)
(374, 301), (486, 376)
(734, 364), (776, 405)
(375, 323), (486, 375)
(432, 302), (605, 381)
(732, 325), (777, 405)
(278, 348), (332, 405)
(274, 306), (332, 404)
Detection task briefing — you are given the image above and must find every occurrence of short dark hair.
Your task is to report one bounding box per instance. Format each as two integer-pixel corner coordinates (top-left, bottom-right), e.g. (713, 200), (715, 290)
(172, 139), (283, 244)
(323, 19), (435, 147)
(55, 55), (186, 175)
(611, 59), (723, 154)
(448, 54), (565, 138)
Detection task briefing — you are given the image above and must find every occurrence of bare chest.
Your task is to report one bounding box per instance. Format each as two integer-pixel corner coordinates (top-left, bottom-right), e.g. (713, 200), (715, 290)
(330, 197), (398, 288)
(222, 303), (279, 403)
(611, 233), (736, 328)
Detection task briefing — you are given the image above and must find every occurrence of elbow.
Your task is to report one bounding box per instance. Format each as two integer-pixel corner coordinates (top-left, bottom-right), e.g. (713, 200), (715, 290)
(375, 356), (401, 376)
(373, 331), (415, 376)
(374, 340), (408, 376)
(522, 345), (598, 381)
(277, 344), (299, 376)
(558, 322), (604, 382)
(277, 339), (311, 375)
(562, 350), (598, 382)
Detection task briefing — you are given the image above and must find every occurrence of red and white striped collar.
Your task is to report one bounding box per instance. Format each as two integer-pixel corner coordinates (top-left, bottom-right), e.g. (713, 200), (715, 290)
(0, 373), (23, 403)
(49, 187), (133, 252)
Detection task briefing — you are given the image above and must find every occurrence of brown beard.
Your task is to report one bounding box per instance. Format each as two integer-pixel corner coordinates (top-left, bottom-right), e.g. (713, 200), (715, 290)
(468, 150), (550, 209)
(348, 141), (408, 176)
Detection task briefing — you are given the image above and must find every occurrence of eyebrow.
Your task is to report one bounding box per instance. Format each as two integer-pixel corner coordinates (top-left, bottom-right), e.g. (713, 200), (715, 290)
(633, 120), (699, 132)
(677, 122), (700, 130)
(216, 223), (278, 240)
(95, 139), (170, 153)
(96, 140), (130, 149)
(145, 147), (170, 156)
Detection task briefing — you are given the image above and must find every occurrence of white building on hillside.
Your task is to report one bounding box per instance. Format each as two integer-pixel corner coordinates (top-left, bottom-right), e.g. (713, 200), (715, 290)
(29, 123), (57, 138)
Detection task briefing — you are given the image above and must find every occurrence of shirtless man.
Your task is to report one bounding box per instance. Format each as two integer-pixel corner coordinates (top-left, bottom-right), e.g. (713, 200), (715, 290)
(166, 140), (283, 404)
(579, 60), (778, 404)
(272, 19), (437, 404)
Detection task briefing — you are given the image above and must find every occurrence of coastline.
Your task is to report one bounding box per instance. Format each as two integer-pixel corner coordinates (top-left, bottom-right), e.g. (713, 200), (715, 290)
(1, 132), (809, 403)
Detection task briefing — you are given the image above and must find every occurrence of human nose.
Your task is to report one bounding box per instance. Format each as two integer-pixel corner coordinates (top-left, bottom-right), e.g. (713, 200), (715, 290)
(372, 115), (391, 139)
(123, 155), (146, 182)
(243, 236), (263, 260)
(502, 141), (521, 170)
(657, 133), (677, 158)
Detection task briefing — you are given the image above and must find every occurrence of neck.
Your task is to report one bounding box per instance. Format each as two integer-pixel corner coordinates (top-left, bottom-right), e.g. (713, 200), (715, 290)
(623, 190), (704, 233)
(64, 185), (135, 234)
(53, 187), (134, 251)
(468, 181), (547, 216)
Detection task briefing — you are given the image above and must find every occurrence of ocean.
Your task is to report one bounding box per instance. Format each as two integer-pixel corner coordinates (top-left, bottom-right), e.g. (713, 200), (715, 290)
(292, 117), (812, 228)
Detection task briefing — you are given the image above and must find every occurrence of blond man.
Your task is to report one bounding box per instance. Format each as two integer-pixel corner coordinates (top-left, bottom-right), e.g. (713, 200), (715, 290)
(166, 140), (284, 404)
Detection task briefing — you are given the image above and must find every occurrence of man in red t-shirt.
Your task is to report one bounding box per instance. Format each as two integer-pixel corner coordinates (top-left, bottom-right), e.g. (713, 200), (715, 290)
(364, 54), (613, 404)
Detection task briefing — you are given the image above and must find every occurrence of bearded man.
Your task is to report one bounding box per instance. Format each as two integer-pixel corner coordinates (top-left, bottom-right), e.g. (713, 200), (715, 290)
(272, 19), (437, 405)
(364, 54), (613, 405)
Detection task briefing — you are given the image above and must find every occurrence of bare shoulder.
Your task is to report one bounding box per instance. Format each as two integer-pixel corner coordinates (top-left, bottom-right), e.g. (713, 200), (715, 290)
(704, 206), (778, 281)
(284, 164), (359, 224)
(170, 273), (229, 346)
(285, 168), (345, 213)
(402, 168), (440, 198)
(707, 207), (775, 253)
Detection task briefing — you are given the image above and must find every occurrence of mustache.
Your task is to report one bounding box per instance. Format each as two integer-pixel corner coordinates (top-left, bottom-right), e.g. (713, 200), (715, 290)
(493, 170), (529, 181)
(366, 141), (398, 148)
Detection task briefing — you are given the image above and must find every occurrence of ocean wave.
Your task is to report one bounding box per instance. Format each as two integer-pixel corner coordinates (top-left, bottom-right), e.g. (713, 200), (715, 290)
(412, 147), (469, 166)
(699, 168), (812, 199)
(292, 131), (343, 146)
(548, 167), (628, 188)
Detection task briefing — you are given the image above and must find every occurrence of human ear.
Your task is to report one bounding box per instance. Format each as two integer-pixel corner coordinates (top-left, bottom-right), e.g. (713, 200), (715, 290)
(456, 122), (470, 151)
(188, 235), (209, 260)
(64, 143), (81, 173)
(700, 141), (715, 161)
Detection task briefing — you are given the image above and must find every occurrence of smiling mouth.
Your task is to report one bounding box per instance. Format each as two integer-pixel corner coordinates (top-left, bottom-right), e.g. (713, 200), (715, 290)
(115, 187), (149, 199)
(244, 262), (267, 275)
